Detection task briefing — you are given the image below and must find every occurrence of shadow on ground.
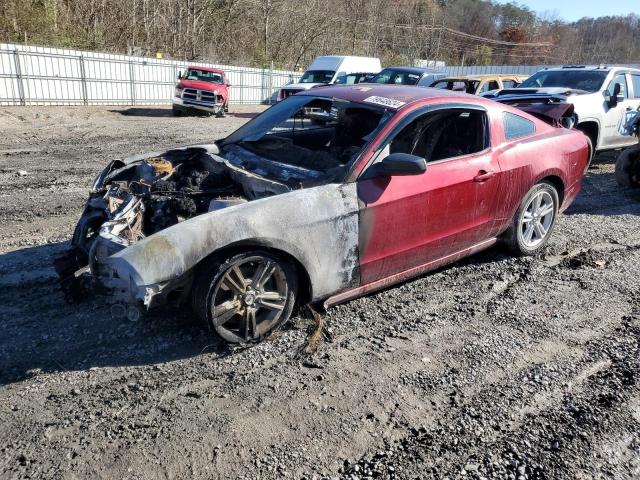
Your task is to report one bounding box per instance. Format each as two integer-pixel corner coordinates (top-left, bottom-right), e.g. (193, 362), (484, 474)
(0, 241), (231, 386)
(229, 112), (260, 119)
(110, 108), (261, 119)
(110, 108), (176, 117)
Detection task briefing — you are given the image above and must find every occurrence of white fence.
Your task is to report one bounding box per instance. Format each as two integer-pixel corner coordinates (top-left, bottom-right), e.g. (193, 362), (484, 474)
(0, 43), (298, 106)
(3, 43), (640, 107)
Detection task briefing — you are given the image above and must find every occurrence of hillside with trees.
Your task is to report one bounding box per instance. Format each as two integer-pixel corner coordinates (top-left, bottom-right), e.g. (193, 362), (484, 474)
(1, 0), (639, 68)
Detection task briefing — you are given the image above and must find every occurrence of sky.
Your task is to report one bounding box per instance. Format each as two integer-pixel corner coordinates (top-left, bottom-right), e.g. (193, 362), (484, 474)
(493, 0), (638, 22)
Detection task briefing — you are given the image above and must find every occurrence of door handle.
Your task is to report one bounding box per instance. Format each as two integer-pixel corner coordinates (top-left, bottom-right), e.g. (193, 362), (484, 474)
(473, 170), (495, 182)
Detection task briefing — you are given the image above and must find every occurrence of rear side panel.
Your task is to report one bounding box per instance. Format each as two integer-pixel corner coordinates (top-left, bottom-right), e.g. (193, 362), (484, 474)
(493, 128), (588, 228)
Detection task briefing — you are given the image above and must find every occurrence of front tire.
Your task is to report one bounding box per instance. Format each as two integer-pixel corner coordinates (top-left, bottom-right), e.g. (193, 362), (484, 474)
(192, 251), (297, 343)
(503, 182), (559, 256)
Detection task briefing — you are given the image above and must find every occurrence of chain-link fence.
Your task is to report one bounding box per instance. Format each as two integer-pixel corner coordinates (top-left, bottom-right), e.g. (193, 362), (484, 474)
(0, 43), (298, 106)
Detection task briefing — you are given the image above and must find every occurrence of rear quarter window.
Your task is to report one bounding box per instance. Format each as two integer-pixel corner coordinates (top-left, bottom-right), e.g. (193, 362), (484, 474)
(503, 112), (536, 140)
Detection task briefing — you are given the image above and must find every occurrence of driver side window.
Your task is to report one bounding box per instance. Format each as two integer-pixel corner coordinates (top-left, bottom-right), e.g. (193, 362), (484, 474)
(608, 74), (628, 99)
(388, 109), (489, 163)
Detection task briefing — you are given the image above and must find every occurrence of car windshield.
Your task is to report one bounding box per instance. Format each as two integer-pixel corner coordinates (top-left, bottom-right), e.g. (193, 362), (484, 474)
(518, 70), (607, 92)
(334, 73), (368, 85)
(430, 79), (478, 94)
(370, 69), (422, 85)
(221, 95), (393, 181)
(299, 70), (335, 83)
(185, 69), (224, 84)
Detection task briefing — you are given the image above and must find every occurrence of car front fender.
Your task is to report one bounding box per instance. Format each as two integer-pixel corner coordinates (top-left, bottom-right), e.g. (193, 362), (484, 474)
(104, 183), (360, 302)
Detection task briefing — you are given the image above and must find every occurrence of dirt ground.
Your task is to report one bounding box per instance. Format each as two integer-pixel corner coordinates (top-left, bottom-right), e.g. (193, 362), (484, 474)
(0, 105), (639, 480)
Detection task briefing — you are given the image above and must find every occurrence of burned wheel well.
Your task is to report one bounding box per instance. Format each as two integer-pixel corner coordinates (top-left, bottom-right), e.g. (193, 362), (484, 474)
(193, 243), (313, 306)
(540, 175), (565, 205)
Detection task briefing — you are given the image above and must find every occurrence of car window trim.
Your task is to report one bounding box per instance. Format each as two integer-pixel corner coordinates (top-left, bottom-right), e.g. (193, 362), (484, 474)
(353, 102), (491, 180)
(607, 73), (629, 99)
(628, 73), (640, 99)
(502, 111), (537, 141)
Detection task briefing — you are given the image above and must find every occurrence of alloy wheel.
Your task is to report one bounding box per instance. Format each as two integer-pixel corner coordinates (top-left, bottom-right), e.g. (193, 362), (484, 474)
(210, 256), (288, 343)
(520, 190), (555, 248)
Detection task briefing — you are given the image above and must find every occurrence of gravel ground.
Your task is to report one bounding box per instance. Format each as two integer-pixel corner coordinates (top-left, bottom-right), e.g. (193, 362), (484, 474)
(0, 105), (639, 480)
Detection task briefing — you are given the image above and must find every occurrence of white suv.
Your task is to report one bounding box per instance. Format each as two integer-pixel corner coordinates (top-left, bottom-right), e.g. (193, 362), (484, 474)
(488, 66), (640, 159)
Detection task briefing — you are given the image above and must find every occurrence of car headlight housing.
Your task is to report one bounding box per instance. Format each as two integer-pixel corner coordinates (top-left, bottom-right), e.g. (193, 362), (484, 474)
(174, 87), (183, 98)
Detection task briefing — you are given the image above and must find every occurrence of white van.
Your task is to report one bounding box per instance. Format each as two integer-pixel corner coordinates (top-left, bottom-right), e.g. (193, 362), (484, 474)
(278, 56), (381, 101)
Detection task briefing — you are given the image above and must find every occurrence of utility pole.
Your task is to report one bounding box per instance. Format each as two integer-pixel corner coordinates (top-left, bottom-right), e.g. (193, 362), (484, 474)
(263, 0), (271, 64)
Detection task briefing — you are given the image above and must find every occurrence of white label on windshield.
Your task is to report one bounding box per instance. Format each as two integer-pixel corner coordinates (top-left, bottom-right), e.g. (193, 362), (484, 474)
(363, 96), (406, 109)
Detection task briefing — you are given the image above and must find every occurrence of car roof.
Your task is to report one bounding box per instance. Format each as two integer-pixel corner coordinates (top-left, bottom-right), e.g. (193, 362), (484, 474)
(381, 66), (442, 75)
(540, 65), (640, 73)
(437, 74), (526, 81)
(187, 65), (225, 74)
(297, 84), (492, 110)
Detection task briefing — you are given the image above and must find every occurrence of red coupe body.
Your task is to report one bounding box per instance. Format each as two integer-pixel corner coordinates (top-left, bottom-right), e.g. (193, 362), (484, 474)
(61, 84), (589, 341)
(300, 85), (588, 304)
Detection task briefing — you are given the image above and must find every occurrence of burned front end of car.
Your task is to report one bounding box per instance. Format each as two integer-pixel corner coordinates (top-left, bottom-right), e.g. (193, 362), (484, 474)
(54, 144), (286, 308)
(55, 93), (392, 318)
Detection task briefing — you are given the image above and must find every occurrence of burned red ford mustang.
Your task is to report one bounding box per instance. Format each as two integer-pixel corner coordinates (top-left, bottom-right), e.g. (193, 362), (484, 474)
(55, 85), (589, 343)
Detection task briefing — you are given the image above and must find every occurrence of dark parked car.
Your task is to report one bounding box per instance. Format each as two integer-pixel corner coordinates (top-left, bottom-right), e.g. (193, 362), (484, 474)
(368, 67), (445, 86)
(55, 85), (589, 343)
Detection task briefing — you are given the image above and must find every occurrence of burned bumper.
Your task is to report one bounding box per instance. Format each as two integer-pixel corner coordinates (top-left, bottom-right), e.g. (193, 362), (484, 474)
(54, 233), (190, 320)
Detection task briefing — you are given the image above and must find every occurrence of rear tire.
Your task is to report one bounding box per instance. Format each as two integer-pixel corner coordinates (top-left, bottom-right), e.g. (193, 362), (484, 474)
(584, 135), (594, 171)
(576, 124), (597, 170)
(615, 144), (640, 188)
(192, 251), (297, 344)
(503, 182), (559, 256)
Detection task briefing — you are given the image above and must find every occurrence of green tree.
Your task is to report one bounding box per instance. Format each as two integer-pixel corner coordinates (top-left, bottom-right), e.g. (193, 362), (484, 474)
(474, 44), (492, 65)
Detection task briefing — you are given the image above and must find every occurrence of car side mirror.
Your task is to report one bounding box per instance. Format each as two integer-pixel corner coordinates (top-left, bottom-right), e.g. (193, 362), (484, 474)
(177, 70), (182, 80)
(377, 153), (427, 176)
(607, 83), (622, 107)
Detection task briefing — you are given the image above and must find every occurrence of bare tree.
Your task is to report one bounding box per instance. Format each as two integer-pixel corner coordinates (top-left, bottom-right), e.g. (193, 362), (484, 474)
(1, 0), (639, 68)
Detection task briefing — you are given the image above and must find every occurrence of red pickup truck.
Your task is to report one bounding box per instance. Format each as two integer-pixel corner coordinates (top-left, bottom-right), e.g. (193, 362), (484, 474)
(172, 66), (230, 117)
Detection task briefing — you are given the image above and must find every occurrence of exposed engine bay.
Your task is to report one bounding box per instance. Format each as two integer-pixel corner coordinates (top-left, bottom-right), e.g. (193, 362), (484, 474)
(53, 145), (300, 302)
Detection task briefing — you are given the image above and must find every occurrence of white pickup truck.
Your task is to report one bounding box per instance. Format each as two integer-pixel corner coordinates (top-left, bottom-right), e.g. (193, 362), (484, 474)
(486, 66), (640, 161)
(277, 56), (381, 101)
